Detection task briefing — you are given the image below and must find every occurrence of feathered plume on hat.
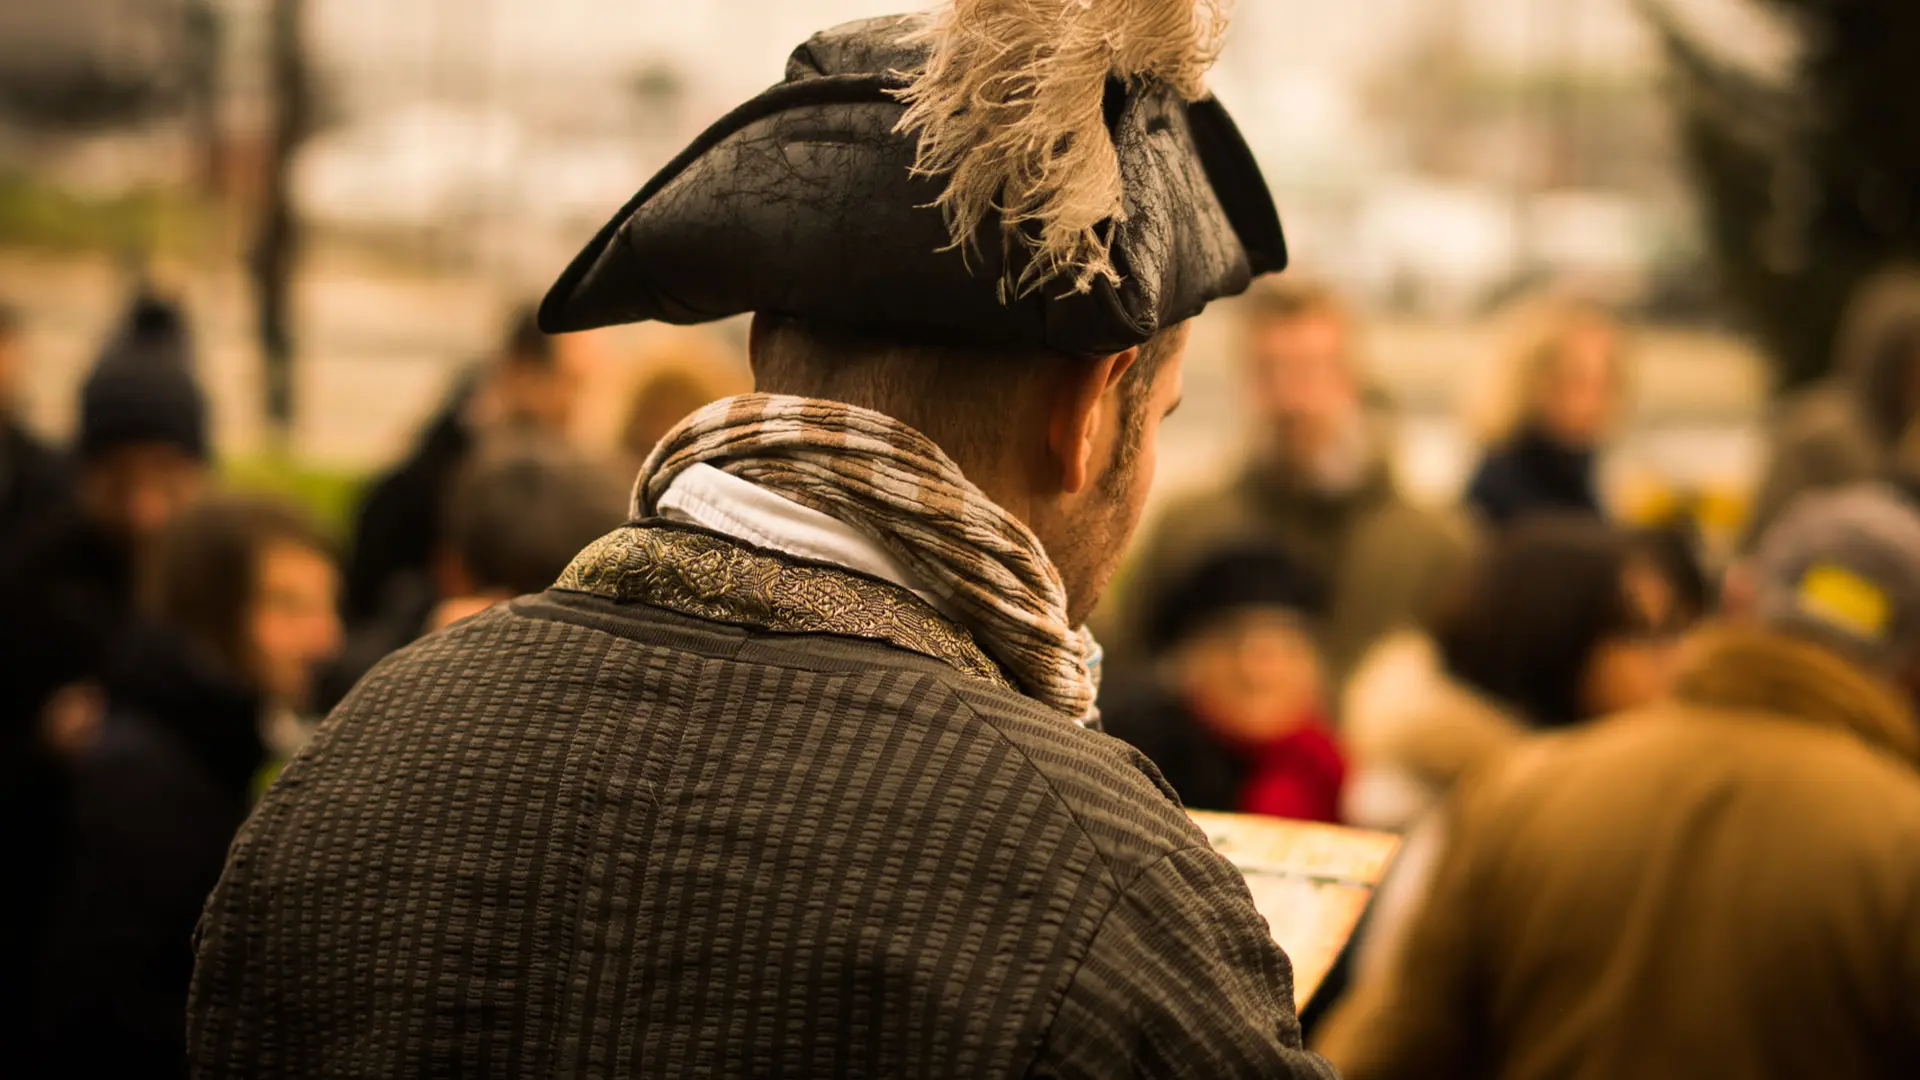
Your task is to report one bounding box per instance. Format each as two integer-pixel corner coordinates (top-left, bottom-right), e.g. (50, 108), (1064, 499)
(893, 0), (1231, 298)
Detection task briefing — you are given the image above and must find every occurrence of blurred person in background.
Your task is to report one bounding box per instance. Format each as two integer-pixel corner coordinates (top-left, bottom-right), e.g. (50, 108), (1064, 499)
(616, 334), (751, 473)
(1336, 517), (1691, 983)
(1319, 485), (1920, 1080)
(318, 435), (626, 708)
(0, 292), (211, 673)
(1744, 267), (1920, 548)
(1103, 543), (1345, 823)
(0, 300), (71, 542)
(1114, 277), (1473, 689)
(0, 292), (209, 1031)
(427, 436), (629, 631)
(29, 495), (340, 1078)
(1463, 295), (1630, 528)
(1343, 517), (1688, 833)
(0, 569), (113, 1057)
(342, 306), (583, 626)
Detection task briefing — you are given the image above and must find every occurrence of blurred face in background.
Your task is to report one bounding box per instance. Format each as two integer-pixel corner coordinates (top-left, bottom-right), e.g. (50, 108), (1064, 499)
(1535, 317), (1625, 450)
(1175, 606), (1324, 744)
(1244, 310), (1364, 481)
(1579, 555), (1682, 718)
(492, 349), (585, 436)
(248, 540), (342, 709)
(81, 443), (209, 545)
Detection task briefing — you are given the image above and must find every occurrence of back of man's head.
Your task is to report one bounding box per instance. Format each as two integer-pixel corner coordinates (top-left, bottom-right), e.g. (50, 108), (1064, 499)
(747, 313), (1189, 626)
(747, 315), (1179, 489)
(1751, 485), (1920, 686)
(443, 436), (628, 599)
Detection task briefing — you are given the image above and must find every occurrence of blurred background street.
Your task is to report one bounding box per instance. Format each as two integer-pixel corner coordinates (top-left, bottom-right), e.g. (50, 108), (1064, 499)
(17, 3), (1920, 1073)
(0, 0), (1798, 544)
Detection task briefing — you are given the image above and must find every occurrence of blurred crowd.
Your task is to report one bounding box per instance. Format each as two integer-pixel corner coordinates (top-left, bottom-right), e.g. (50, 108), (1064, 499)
(5, 262), (1920, 1072)
(0, 291), (742, 1072)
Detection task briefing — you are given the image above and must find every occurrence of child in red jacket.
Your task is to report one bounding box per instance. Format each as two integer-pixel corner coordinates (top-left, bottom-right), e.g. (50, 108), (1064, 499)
(1104, 544), (1347, 823)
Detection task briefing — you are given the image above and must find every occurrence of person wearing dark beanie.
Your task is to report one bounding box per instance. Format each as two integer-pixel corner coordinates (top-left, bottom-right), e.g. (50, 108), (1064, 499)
(0, 292), (213, 1008)
(5, 290), (211, 683)
(1102, 542), (1348, 823)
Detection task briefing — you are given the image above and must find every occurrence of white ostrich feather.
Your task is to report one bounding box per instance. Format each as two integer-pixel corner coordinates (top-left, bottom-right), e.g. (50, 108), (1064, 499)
(892, 0), (1230, 298)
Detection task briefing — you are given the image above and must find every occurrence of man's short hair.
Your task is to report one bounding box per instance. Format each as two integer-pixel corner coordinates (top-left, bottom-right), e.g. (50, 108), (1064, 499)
(750, 317), (1182, 479)
(444, 437), (628, 597)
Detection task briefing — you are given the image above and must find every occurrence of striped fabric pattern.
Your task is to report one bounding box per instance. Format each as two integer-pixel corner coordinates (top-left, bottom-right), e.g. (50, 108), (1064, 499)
(188, 582), (1332, 1078)
(634, 393), (1101, 723)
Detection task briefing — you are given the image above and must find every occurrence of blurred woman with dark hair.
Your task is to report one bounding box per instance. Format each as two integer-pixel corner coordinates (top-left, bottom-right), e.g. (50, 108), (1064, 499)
(1334, 516), (1693, 985)
(1344, 516), (1687, 832)
(30, 495), (342, 1077)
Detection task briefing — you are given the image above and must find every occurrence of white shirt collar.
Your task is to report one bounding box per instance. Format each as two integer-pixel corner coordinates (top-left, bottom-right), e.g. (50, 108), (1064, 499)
(655, 463), (956, 617)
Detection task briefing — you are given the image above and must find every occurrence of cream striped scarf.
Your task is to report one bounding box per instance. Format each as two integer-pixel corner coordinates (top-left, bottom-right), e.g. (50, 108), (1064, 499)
(635, 394), (1100, 723)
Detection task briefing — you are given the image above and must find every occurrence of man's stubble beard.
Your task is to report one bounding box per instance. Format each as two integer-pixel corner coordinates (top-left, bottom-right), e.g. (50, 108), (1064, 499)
(1050, 448), (1147, 627)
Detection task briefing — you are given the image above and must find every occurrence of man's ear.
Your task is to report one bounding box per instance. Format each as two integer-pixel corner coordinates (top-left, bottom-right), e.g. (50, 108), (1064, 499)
(1047, 347), (1139, 495)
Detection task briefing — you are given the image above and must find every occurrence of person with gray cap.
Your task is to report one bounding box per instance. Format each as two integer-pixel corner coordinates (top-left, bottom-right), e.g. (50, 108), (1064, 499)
(187, 2), (1333, 1077)
(1316, 483), (1920, 1080)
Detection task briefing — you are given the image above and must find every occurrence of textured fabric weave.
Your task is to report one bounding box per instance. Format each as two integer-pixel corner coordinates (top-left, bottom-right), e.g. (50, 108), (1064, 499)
(186, 534), (1334, 1078)
(636, 393), (1099, 722)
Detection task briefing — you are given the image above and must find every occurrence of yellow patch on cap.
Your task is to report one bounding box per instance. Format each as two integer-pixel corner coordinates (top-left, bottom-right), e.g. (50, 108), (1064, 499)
(1798, 563), (1891, 641)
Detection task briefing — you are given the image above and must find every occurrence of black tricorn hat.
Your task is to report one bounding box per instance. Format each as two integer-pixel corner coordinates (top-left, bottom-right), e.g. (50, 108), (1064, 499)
(540, 12), (1286, 357)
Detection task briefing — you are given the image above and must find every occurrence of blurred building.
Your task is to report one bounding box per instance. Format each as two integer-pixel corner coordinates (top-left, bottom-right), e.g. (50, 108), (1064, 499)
(0, 0), (1784, 511)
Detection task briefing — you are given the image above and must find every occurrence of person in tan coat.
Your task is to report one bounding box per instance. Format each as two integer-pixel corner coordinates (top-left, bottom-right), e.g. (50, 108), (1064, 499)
(1318, 484), (1920, 1080)
(1107, 279), (1473, 688)
(1337, 518), (1687, 982)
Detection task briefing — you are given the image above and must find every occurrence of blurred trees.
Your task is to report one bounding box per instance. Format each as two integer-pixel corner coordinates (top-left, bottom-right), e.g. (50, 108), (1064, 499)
(0, 0), (216, 133)
(1648, 0), (1920, 390)
(253, 0), (311, 440)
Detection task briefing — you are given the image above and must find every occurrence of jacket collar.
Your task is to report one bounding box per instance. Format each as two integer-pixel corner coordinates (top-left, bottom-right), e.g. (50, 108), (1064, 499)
(557, 522), (1018, 695)
(1673, 627), (1920, 765)
(655, 462), (955, 617)
(1501, 425), (1599, 502)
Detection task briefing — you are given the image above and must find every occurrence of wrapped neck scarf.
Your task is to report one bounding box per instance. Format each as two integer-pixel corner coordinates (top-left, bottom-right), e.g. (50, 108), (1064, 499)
(635, 394), (1101, 724)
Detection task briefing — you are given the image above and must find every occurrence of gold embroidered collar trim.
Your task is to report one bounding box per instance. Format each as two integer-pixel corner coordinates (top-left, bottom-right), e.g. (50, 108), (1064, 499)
(555, 523), (1016, 692)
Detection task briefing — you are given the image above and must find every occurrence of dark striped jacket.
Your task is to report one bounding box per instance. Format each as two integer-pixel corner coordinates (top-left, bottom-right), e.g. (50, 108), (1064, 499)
(188, 524), (1336, 1078)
